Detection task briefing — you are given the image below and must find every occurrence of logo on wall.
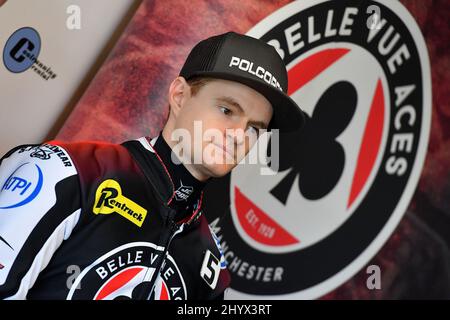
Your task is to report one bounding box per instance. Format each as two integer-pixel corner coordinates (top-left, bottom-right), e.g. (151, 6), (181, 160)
(67, 242), (187, 300)
(205, 0), (431, 299)
(3, 27), (57, 80)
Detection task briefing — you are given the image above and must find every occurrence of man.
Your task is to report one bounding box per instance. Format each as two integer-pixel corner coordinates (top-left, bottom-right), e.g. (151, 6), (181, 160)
(0, 31), (305, 299)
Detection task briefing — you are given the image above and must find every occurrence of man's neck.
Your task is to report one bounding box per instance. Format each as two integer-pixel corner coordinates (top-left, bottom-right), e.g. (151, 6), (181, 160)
(153, 131), (208, 219)
(161, 127), (210, 182)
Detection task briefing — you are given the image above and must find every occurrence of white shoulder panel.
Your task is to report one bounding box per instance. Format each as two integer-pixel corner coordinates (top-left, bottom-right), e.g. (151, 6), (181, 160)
(0, 144), (78, 286)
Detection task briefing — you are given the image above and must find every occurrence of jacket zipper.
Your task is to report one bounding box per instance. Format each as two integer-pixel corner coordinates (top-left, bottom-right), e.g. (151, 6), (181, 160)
(137, 217), (181, 300)
(146, 221), (182, 300)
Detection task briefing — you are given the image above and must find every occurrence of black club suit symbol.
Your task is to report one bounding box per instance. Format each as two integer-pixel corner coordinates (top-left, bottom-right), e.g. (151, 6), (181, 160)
(268, 81), (357, 203)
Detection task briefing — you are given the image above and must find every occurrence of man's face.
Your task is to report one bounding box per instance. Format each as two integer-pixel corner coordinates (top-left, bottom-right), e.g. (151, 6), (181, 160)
(170, 78), (273, 178)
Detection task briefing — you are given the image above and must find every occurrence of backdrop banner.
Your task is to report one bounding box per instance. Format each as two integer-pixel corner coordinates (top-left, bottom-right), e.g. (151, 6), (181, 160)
(54, 0), (449, 299)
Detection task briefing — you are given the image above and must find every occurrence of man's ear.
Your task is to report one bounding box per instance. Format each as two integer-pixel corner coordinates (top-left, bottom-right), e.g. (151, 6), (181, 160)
(168, 76), (190, 117)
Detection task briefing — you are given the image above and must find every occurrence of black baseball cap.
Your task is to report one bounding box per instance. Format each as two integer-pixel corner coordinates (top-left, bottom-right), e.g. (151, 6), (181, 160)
(179, 31), (305, 132)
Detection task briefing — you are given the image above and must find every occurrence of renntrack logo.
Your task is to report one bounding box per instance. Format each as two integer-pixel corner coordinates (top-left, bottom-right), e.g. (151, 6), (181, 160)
(93, 179), (148, 227)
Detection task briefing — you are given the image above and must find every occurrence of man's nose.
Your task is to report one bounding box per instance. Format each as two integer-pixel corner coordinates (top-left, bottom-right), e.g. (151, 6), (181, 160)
(225, 126), (246, 145)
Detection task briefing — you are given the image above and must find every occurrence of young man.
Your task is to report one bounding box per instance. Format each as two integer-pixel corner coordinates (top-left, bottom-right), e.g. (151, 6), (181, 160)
(0, 31), (305, 300)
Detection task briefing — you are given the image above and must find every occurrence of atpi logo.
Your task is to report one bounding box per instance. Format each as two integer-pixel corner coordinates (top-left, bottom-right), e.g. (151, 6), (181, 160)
(206, 0), (431, 299)
(67, 243), (187, 300)
(0, 162), (43, 209)
(93, 179), (148, 227)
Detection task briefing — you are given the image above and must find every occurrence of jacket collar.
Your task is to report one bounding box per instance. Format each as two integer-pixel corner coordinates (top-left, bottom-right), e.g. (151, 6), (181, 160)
(122, 136), (204, 226)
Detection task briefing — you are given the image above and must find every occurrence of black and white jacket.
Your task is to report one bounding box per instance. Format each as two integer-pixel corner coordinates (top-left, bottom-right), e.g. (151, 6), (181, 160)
(0, 136), (230, 300)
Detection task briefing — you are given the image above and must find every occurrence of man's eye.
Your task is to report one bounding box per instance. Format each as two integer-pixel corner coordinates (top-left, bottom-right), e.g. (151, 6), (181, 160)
(247, 126), (259, 136)
(219, 106), (231, 115)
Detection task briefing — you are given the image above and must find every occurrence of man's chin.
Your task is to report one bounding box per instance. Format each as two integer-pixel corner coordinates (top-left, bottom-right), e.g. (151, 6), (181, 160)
(202, 162), (236, 178)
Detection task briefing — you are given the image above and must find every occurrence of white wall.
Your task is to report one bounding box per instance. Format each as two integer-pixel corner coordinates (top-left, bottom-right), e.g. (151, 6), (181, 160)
(0, 0), (138, 156)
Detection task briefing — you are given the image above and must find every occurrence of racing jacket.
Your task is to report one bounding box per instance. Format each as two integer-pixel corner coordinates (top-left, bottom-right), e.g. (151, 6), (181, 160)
(0, 134), (230, 300)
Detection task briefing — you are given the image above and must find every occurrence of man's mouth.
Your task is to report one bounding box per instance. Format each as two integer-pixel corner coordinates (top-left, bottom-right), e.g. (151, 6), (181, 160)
(213, 143), (234, 161)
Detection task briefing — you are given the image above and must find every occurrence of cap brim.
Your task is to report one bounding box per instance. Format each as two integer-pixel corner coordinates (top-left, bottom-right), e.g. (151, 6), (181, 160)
(185, 71), (305, 132)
